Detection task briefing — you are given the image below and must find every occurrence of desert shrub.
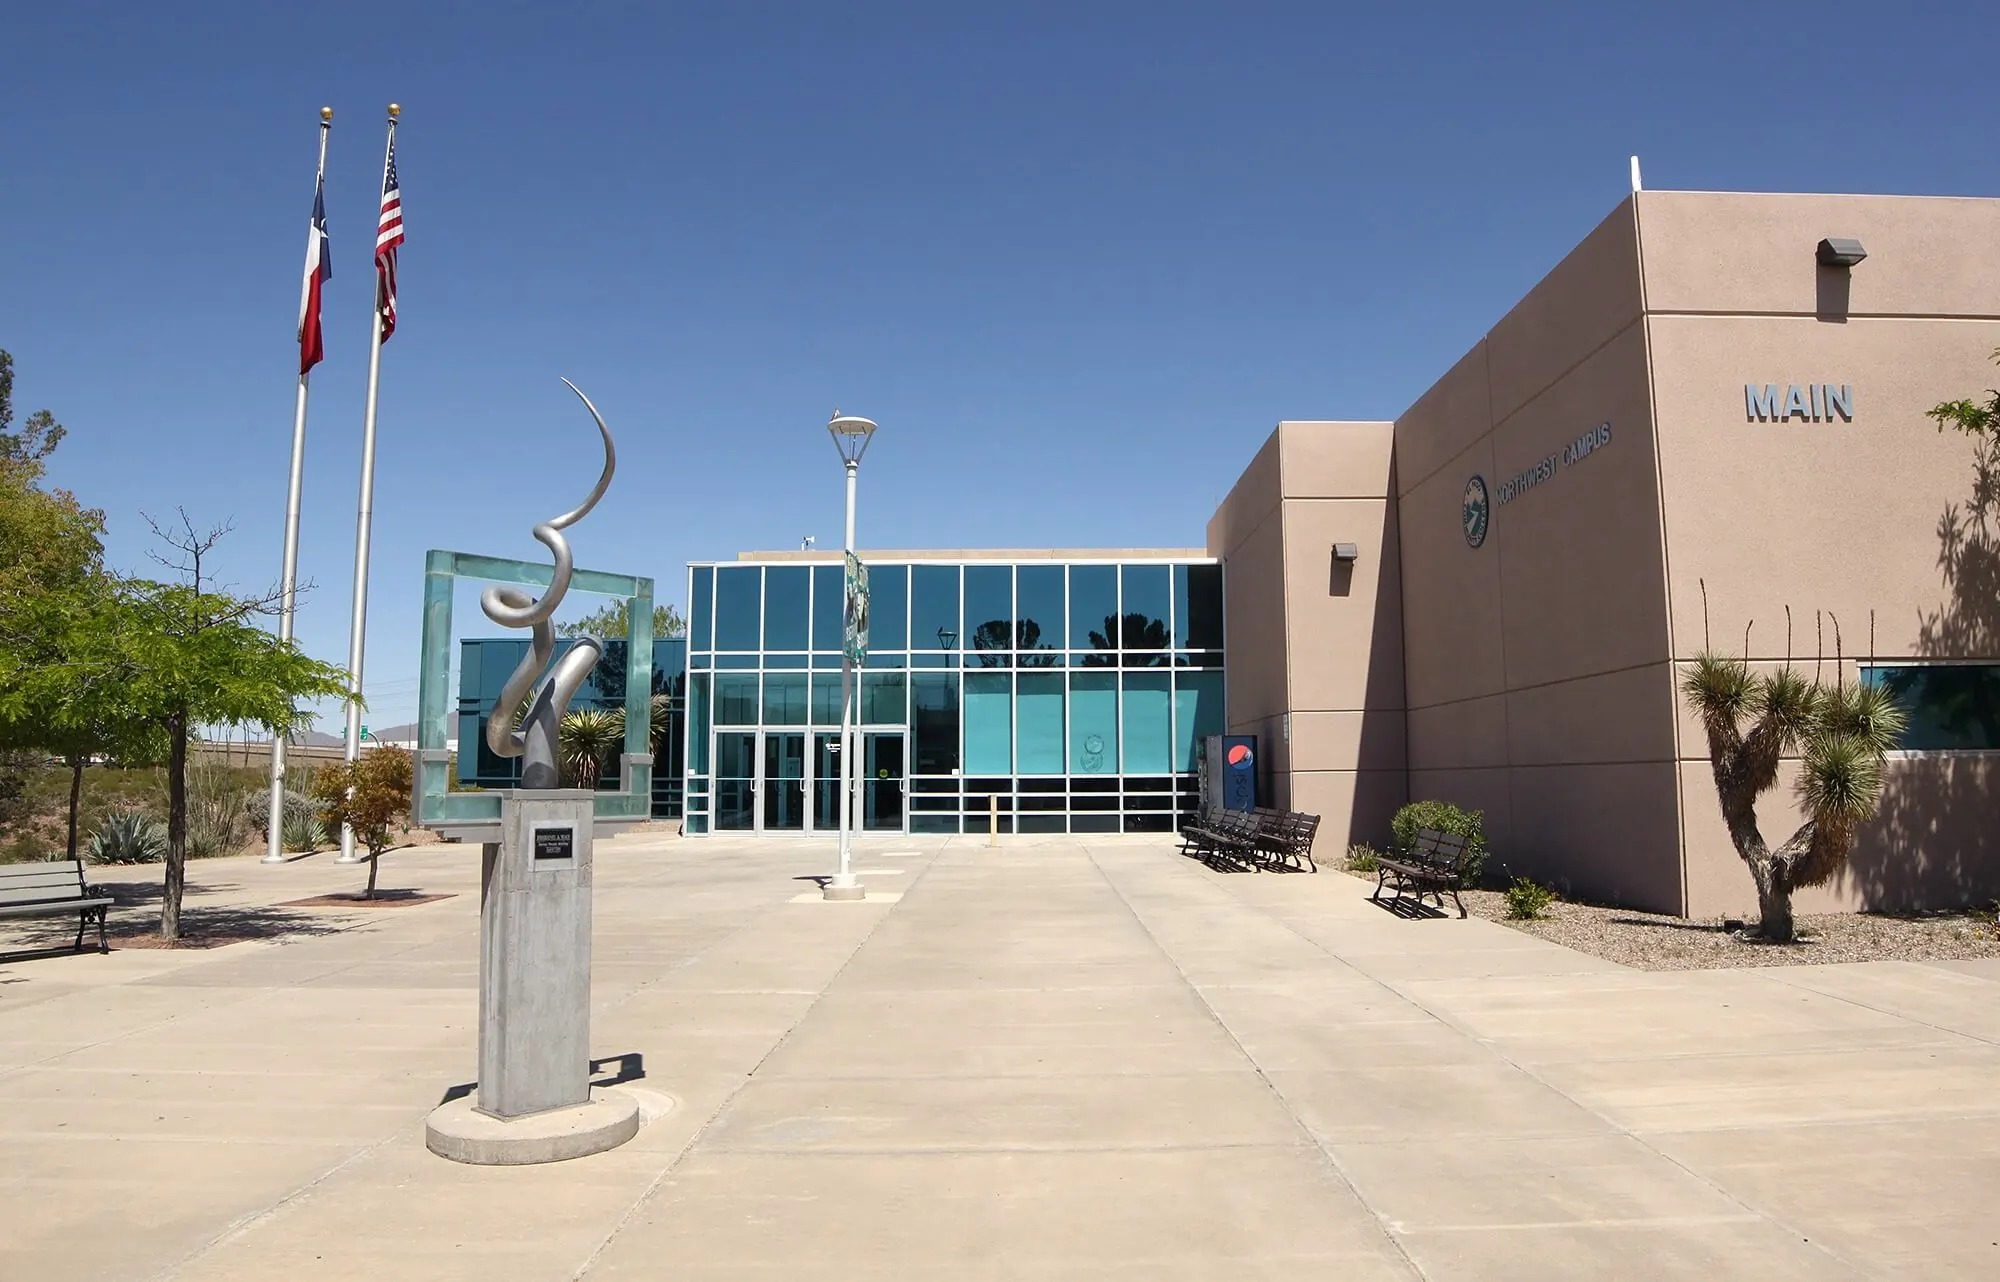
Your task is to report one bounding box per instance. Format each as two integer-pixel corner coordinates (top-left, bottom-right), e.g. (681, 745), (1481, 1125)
(246, 785), (326, 853)
(1504, 877), (1556, 920)
(1392, 800), (1490, 885)
(89, 809), (167, 864)
(1345, 843), (1382, 873)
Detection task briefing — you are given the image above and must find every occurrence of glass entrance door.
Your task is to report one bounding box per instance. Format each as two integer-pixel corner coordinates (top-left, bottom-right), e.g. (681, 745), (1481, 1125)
(863, 732), (905, 832)
(715, 732), (756, 831)
(762, 732), (806, 831)
(812, 733), (843, 833)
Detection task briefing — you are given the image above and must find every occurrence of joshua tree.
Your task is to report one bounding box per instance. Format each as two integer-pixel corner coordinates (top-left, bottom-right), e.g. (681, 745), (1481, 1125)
(1681, 624), (1904, 942)
(558, 706), (624, 788)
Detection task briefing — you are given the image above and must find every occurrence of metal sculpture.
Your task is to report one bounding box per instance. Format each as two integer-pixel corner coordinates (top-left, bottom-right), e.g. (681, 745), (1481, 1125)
(481, 379), (617, 789)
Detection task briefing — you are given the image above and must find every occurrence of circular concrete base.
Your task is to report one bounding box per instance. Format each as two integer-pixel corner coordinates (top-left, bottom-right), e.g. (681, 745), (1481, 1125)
(425, 1087), (641, 1166)
(822, 883), (867, 901)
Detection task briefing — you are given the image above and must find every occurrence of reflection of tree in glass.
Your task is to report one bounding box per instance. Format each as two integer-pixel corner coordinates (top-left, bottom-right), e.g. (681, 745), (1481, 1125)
(1880, 667), (2000, 749)
(967, 618), (1062, 667)
(1081, 613), (1169, 666)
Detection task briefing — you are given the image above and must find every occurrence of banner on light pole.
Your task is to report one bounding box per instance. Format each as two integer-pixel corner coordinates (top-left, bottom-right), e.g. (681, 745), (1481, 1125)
(843, 551), (870, 665)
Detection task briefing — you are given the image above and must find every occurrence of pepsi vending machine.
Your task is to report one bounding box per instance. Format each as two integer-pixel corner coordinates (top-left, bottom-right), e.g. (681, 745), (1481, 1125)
(1201, 734), (1259, 813)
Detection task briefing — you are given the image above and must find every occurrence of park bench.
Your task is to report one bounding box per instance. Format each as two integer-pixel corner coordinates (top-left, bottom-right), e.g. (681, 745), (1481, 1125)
(0, 859), (113, 953)
(1371, 827), (1469, 917)
(1179, 807), (1322, 873)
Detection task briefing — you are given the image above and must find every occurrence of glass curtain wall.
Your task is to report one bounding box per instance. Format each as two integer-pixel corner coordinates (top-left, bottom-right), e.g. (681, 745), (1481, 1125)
(681, 559), (1224, 835)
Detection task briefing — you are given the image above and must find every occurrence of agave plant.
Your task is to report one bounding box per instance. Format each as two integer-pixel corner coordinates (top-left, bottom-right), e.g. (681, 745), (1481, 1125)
(1682, 648), (1906, 942)
(558, 707), (626, 789)
(88, 810), (168, 865)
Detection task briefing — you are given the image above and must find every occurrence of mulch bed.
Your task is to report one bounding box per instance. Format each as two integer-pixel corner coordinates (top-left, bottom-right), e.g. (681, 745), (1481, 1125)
(1344, 867), (2000, 970)
(278, 891), (454, 909)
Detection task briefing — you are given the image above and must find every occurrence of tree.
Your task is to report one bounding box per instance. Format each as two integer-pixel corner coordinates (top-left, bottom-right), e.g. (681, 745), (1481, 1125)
(1928, 349), (2000, 440)
(1681, 628), (1905, 942)
(86, 514), (349, 938)
(0, 577), (164, 859)
(0, 350), (103, 605)
(558, 707), (624, 787)
(556, 601), (685, 640)
(311, 747), (413, 898)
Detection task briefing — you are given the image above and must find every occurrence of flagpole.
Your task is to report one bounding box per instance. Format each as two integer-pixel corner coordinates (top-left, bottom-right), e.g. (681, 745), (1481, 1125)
(266, 106), (333, 865)
(338, 103), (399, 863)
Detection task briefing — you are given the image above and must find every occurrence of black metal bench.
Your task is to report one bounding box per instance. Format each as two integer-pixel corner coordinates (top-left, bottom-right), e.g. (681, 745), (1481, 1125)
(0, 859), (113, 953)
(1372, 827), (1469, 917)
(1180, 807), (1322, 873)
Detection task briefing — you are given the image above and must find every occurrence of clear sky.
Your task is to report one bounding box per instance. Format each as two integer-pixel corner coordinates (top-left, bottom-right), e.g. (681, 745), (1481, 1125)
(4, 1), (1995, 731)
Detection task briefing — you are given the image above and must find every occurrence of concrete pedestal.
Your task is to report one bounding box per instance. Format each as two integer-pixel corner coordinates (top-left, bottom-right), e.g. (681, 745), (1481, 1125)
(424, 789), (637, 1164)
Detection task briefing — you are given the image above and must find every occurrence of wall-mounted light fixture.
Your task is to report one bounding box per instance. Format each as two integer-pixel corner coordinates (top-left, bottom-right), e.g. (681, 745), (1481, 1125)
(1816, 237), (1867, 267)
(1331, 543), (1359, 563)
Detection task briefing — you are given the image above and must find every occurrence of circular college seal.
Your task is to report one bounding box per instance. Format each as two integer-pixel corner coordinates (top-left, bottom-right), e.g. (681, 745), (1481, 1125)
(1461, 475), (1490, 548)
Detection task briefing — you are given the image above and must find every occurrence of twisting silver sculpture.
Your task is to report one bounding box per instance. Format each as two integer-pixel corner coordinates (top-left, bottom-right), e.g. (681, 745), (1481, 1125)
(482, 379), (617, 789)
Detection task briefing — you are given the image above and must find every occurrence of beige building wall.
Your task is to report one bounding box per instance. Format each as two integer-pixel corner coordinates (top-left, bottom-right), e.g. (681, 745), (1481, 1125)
(1639, 191), (2000, 915)
(1208, 421), (1404, 853)
(1393, 199), (1685, 912)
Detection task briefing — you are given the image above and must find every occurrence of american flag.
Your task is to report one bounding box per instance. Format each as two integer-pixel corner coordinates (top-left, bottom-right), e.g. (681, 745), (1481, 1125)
(375, 133), (404, 341)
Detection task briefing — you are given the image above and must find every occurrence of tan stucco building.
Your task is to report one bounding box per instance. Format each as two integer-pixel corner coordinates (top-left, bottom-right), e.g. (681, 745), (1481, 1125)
(1213, 189), (2000, 917)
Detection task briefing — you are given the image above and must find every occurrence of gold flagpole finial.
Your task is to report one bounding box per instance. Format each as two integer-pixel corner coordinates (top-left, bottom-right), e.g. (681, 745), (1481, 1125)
(387, 103), (401, 119)
(320, 106), (333, 122)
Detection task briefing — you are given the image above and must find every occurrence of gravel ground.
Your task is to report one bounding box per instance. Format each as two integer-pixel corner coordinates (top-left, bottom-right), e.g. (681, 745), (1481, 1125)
(1345, 868), (2000, 970)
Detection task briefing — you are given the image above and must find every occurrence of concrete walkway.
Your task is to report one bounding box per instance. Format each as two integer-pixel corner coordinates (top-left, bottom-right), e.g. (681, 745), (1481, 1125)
(2, 833), (1997, 1280)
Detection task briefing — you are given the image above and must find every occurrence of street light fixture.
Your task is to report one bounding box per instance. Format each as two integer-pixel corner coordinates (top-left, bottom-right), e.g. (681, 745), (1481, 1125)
(824, 411), (878, 902)
(936, 626), (957, 650)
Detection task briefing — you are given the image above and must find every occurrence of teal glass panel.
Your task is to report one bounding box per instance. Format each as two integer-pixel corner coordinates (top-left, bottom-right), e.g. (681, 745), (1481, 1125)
(870, 564), (909, 650)
(1121, 565), (1170, 653)
(1173, 670), (1225, 771)
(690, 566), (714, 650)
(713, 566), (760, 651)
(1016, 673), (1064, 775)
(1015, 565), (1063, 657)
(1069, 564), (1118, 661)
(862, 673), (906, 724)
(811, 673), (845, 726)
(762, 672), (808, 725)
(1862, 665), (2000, 750)
(689, 673), (711, 771)
(865, 650), (907, 669)
(1121, 672), (1172, 773)
(764, 565), (809, 650)
(963, 566), (1012, 658)
(1069, 671), (1117, 774)
(714, 674), (758, 725)
(810, 564), (843, 651)
(1179, 564), (1224, 650)
(762, 652), (808, 669)
(911, 673), (960, 774)
(963, 673), (1011, 776)
(911, 565), (960, 654)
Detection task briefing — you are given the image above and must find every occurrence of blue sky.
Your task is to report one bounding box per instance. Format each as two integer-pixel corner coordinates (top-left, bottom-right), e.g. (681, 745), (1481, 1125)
(4, 1), (1995, 731)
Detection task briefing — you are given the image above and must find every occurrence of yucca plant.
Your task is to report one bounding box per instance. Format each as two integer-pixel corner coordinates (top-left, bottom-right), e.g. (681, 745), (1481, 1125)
(1682, 643), (1905, 942)
(88, 810), (168, 865)
(558, 707), (625, 789)
(650, 692), (674, 757)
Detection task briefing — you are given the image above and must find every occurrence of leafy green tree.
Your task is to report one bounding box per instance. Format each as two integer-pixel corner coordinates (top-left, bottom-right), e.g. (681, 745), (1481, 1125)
(1682, 647), (1904, 942)
(0, 577), (165, 859)
(311, 747), (413, 898)
(0, 350), (103, 605)
(556, 601), (686, 639)
(1928, 349), (2000, 439)
(69, 514), (350, 938)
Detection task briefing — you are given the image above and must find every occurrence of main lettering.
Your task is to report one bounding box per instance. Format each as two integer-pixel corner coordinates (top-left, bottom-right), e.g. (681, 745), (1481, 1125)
(1744, 383), (1854, 422)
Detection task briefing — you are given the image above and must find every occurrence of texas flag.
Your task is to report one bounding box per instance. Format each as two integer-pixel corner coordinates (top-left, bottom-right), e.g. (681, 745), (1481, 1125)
(297, 173), (331, 374)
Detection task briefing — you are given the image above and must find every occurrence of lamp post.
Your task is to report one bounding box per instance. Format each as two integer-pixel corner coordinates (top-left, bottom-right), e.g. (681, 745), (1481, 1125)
(825, 412), (877, 902)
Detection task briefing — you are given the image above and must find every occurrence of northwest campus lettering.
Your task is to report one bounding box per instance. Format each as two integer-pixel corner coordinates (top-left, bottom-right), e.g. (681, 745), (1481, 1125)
(1745, 383), (1854, 422)
(1496, 422), (1613, 507)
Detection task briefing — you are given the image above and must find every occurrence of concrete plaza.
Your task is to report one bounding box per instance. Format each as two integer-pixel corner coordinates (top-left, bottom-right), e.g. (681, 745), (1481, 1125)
(2, 832), (1997, 1280)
